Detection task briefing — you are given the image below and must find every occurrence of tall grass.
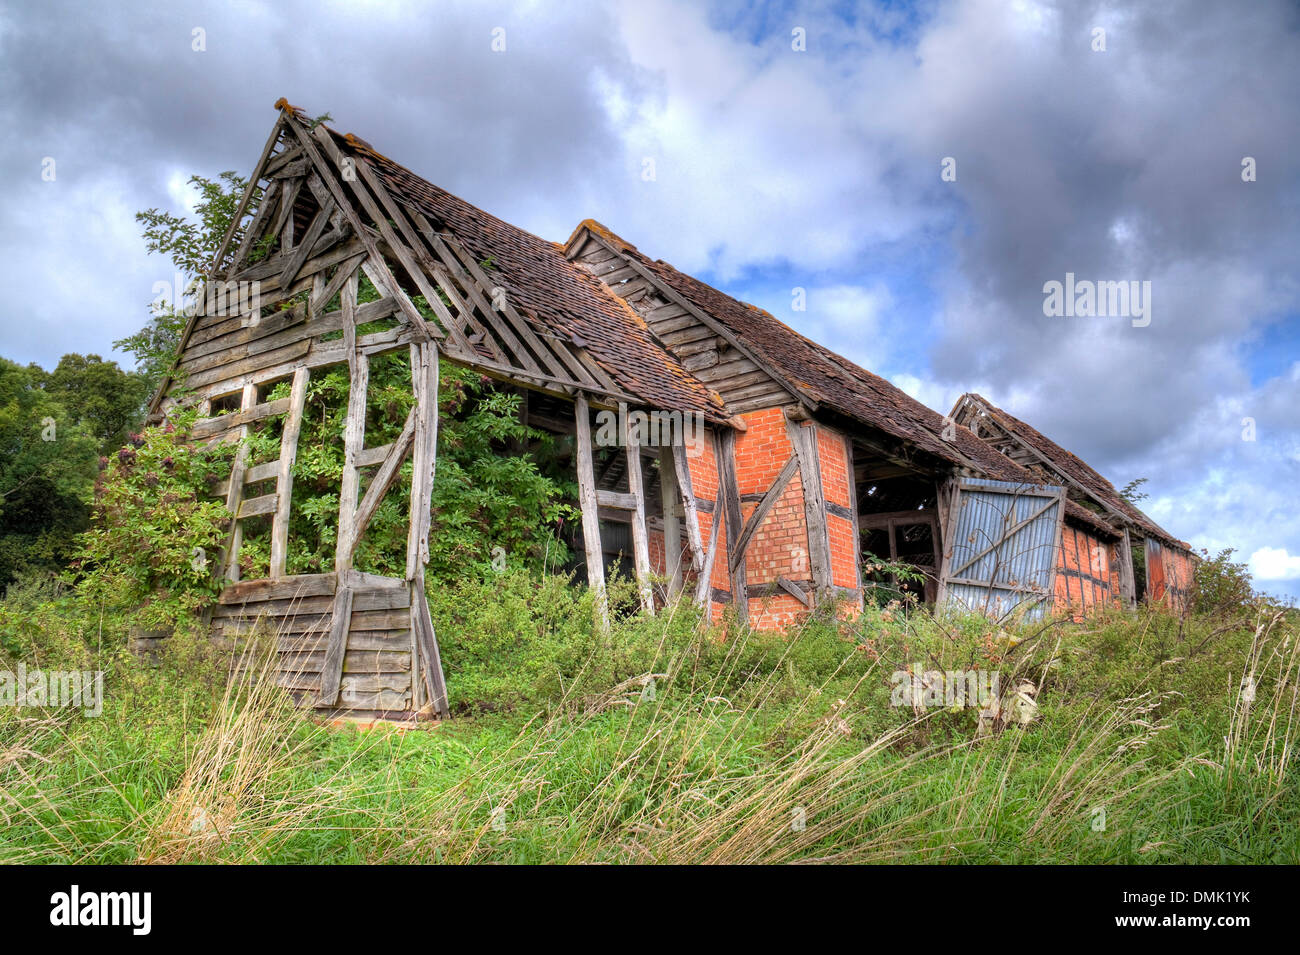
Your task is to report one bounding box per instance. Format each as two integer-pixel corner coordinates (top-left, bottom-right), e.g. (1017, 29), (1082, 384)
(0, 582), (1297, 864)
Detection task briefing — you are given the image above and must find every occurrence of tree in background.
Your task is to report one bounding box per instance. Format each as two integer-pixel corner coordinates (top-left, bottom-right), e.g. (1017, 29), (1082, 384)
(41, 353), (150, 454)
(0, 359), (101, 588)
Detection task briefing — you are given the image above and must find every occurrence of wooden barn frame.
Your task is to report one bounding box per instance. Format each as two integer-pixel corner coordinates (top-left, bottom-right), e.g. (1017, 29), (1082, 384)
(148, 100), (1196, 721)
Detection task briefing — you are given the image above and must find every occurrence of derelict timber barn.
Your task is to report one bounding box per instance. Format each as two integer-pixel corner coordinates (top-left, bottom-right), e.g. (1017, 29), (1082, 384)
(151, 100), (1196, 721)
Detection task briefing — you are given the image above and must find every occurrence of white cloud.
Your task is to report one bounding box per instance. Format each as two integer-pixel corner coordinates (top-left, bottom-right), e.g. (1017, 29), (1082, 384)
(1249, 547), (1300, 581)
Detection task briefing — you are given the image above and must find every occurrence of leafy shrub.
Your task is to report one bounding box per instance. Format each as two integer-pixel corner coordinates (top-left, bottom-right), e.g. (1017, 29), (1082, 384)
(1192, 547), (1255, 615)
(73, 410), (233, 632)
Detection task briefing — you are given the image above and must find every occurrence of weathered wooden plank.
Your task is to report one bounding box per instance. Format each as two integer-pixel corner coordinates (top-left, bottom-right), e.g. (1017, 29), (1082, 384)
(596, 489), (638, 510)
(574, 395), (608, 627)
(182, 339), (312, 391)
(193, 398), (291, 439)
(355, 441), (395, 469)
(316, 585), (354, 706)
(279, 649), (411, 674)
(335, 272), (368, 573)
(214, 587), (409, 619)
(279, 630), (408, 654)
(410, 576), (449, 717)
(231, 175), (285, 274)
(269, 367), (310, 577)
(212, 118), (286, 273)
(716, 429), (747, 621)
(236, 492), (279, 519)
(349, 406), (417, 559)
(1117, 528), (1136, 607)
(695, 489), (723, 608)
(842, 436), (865, 602)
(786, 418), (832, 597)
(280, 192), (337, 289)
(624, 407), (655, 615)
(658, 445), (683, 597)
(776, 575), (813, 608)
(405, 341), (439, 578)
(219, 572), (337, 603)
(221, 383), (259, 583)
(671, 442), (705, 577)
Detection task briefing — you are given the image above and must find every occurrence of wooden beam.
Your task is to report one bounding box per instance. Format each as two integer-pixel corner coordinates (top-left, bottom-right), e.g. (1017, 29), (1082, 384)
(405, 341), (440, 579)
(624, 407), (655, 615)
(574, 395), (608, 628)
(349, 407), (417, 558)
(672, 442), (705, 574)
(410, 575), (449, 717)
(786, 418), (832, 598)
(732, 453), (799, 574)
(843, 434), (865, 605)
(658, 446), (683, 597)
(279, 192), (337, 290)
(716, 429), (748, 621)
(694, 489), (723, 609)
(213, 117), (286, 274)
(1119, 527), (1137, 608)
(596, 489), (638, 510)
(269, 367), (309, 577)
(316, 584), (354, 706)
(777, 575), (813, 608)
(221, 382), (259, 582)
(335, 273), (368, 572)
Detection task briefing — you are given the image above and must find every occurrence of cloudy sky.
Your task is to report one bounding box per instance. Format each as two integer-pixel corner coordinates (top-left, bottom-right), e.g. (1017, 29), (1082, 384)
(2, 0), (1297, 598)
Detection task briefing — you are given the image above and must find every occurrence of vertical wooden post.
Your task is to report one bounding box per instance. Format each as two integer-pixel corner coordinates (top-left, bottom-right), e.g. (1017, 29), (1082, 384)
(934, 476), (962, 611)
(405, 341), (439, 578)
(406, 340), (449, 717)
(842, 436), (864, 608)
(695, 490), (722, 609)
(1118, 528), (1137, 608)
(624, 409), (655, 616)
(222, 381), (259, 583)
(786, 419), (832, 599)
(574, 395), (608, 628)
(716, 429), (748, 622)
(269, 367), (310, 577)
(317, 583), (353, 707)
(335, 273), (368, 573)
(672, 443), (705, 567)
(658, 445), (683, 597)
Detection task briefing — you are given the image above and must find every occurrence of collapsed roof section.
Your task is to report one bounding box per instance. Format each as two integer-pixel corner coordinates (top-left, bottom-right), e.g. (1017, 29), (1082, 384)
(950, 393), (1189, 549)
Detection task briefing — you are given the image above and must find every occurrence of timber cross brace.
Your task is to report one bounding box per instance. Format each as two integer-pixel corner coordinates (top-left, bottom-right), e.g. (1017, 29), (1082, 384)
(147, 100), (1197, 721)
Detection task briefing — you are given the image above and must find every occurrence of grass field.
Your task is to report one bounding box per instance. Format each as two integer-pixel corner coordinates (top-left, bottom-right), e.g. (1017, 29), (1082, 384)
(1, 572), (1296, 864)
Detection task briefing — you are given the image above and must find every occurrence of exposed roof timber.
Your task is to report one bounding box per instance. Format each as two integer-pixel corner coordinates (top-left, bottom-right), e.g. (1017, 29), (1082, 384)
(567, 226), (813, 416)
(950, 393), (1174, 546)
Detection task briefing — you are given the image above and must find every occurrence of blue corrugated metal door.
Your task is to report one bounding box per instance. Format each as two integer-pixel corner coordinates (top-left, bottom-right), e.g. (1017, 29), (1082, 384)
(938, 478), (1066, 622)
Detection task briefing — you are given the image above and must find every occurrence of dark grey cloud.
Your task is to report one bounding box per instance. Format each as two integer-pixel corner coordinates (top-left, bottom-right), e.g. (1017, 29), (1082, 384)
(0, 0), (649, 366)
